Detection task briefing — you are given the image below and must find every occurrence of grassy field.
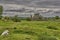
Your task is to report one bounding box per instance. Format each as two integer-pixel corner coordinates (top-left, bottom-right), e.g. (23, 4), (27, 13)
(0, 20), (60, 40)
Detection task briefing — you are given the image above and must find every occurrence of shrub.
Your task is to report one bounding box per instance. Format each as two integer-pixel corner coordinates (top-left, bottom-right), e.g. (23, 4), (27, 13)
(12, 15), (21, 22)
(4, 16), (10, 20)
(47, 26), (58, 30)
(0, 16), (2, 19)
(14, 27), (17, 29)
(26, 17), (31, 21)
(1, 16), (10, 22)
(0, 6), (3, 15)
(55, 16), (60, 19)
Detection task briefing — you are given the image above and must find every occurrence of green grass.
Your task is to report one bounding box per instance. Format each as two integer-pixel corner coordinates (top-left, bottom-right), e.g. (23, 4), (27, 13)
(0, 20), (60, 40)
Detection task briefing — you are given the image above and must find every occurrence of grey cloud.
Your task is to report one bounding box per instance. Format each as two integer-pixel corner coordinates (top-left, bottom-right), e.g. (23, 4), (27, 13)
(0, 0), (60, 7)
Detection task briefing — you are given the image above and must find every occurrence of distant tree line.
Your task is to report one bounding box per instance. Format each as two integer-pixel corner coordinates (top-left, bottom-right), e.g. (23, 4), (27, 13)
(1, 13), (60, 22)
(0, 6), (60, 22)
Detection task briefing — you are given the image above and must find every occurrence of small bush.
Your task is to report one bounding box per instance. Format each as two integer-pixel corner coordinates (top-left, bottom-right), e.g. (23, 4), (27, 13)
(12, 15), (21, 22)
(0, 6), (3, 15)
(55, 16), (60, 19)
(12, 18), (21, 22)
(14, 27), (17, 29)
(47, 26), (58, 30)
(26, 17), (31, 21)
(1, 16), (10, 21)
(0, 16), (2, 19)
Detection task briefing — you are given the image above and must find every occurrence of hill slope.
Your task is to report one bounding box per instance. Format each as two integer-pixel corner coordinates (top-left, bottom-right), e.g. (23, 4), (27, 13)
(0, 21), (60, 40)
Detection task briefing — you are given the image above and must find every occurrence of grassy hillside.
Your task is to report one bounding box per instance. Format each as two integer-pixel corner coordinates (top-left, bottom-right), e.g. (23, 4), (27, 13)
(0, 20), (60, 40)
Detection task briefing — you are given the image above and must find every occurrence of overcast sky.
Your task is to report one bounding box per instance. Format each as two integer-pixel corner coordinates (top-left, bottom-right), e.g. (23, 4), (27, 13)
(0, 0), (60, 7)
(0, 0), (60, 17)
(0, 0), (60, 11)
